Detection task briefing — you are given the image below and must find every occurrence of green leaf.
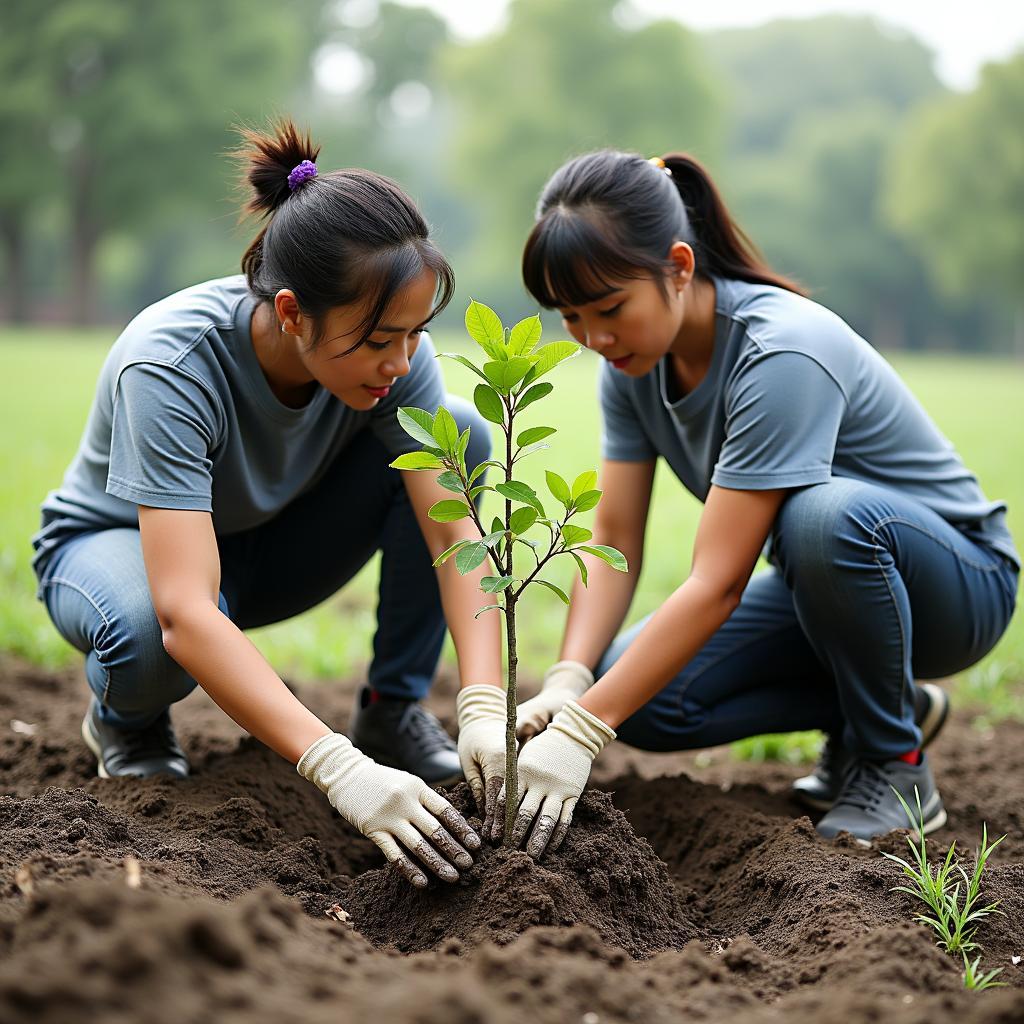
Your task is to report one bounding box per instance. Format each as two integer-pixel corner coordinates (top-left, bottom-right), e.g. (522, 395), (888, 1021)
(480, 530), (506, 548)
(517, 425), (556, 446)
(531, 578), (570, 604)
(546, 470), (572, 508)
(473, 383), (505, 424)
(396, 407), (437, 447)
(457, 427), (471, 467)
(456, 542), (489, 574)
(428, 499), (471, 523)
(523, 341), (581, 383)
(465, 301), (506, 360)
(490, 516), (504, 536)
(561, 524), (593, 546)
(495, 481), (546, 516)
(438, 352), (489, 383)
(516, 381), (553, 410)
(432, 539), (471, 567)
(481, 575), (515, 593)
(509, 506), (538, 535)
(484, 357), (533, 394)
(513, 442), (551, 462)
(508, 315), (542, 355)
(569, 550), (589, 587)
(573, 489), (603, 513)
(468, 460), (502, 486)
(572, 470), (597, 499)
(436, 470), (464, 493)
(473, 604), (504, 619)
(431, 407), (460, 453)
(468, 485), (490, 500)
(389, 451), (444, 471)
(578, 544), (628, 572)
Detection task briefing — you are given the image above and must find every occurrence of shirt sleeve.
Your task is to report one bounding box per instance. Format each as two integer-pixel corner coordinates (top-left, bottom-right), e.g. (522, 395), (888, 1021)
(369, 332), (447, 457)
(599, 361), (657, 462)
(106, 362), (222, 510)
(712, 351), (847, 490)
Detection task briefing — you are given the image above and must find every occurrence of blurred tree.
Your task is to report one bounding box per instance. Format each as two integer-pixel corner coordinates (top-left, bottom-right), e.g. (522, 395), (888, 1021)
(705, 15), (943, 157)
(19, 0), (322, 324)
(886, 51), (1024, 351)
(704, 15), (992, 349)
(441, 0), (722, 316)
(0, 2), (60, 322)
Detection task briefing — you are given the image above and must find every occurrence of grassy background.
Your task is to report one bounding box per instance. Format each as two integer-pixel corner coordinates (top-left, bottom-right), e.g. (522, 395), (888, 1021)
(2, 328), (1021, 758)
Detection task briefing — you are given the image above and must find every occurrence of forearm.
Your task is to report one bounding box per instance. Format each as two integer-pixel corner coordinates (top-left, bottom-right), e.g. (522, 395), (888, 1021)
(559, 551), (641, 669)
(161, 603), (329, 763)
(435, 557), (504, 688)
(578, 574), (739, 729)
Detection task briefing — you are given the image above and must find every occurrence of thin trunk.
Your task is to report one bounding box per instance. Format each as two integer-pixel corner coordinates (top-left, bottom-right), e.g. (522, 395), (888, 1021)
(68, 149), (98, 325)
(0, 213), (29, 323)
(503, 595), (518, 845)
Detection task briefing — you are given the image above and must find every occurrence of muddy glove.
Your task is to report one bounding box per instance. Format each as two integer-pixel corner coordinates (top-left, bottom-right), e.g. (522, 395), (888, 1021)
(456, 684), (510, 835)
(516, 660), (594, 741)
(494, 701), (615, 858)
(297, 732), (481, 888)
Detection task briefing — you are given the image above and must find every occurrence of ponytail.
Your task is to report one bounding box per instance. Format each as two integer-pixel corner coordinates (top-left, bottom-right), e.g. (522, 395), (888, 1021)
(661, 153), (803, 295)
(522, 148), (803, 310)
(231, 117), (454, 350)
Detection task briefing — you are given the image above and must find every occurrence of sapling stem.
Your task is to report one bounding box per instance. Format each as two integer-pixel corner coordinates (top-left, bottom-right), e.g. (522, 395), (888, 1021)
(390, 301), (629, 850)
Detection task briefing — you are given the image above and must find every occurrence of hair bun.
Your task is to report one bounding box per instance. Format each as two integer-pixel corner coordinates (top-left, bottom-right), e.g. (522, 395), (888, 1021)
(233, 118), (321, 219)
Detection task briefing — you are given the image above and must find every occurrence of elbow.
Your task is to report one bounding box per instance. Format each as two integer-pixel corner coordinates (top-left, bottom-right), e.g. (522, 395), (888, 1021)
(156, 601), (215, 661)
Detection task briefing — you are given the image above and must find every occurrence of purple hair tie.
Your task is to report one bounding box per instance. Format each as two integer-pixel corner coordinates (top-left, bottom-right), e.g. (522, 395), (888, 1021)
(287, 159), (318, 192)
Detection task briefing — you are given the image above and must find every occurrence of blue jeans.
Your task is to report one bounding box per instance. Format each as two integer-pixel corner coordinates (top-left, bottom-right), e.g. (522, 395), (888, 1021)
(605, 478), (1019, 759)
(35, 396), (490, 730)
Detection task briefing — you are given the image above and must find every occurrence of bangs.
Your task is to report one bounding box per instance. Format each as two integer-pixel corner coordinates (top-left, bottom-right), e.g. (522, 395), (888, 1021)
(522, 207), (664, 309)
(333, 241), (455, 354)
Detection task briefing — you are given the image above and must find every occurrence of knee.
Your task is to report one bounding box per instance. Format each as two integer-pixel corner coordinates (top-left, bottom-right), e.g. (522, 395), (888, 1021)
(772, 479), (886, 584)
(445, 395), (492, 470)
(94, 600), (195, 715)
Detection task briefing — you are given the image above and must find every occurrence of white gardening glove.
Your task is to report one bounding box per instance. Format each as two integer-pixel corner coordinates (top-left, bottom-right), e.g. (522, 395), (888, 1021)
(456, 684), (510, 836)
(515, 660), (594, 741)
(493, 701), (615, 858)
(297, 732), (481, 888)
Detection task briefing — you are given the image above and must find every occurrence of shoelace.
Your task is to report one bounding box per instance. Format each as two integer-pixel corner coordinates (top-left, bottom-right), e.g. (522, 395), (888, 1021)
(396, 702), (455, 757)
(834, 759), (889, 811)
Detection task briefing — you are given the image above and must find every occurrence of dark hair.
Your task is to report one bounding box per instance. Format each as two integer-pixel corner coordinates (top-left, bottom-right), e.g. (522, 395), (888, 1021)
(522, 149), (804, 309)
(233, 118), (454, 350)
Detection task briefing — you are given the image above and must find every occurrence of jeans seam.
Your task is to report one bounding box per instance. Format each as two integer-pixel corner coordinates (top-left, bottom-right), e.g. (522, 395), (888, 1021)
(39, 575), (115, 706)
(871, 516), (1006, 573)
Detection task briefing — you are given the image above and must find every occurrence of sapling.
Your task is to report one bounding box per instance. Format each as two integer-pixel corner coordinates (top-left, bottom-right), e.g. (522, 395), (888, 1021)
(961, 953), (1006, 991)
(390, 301), (627, 844)
(883, 786), (1005, 957)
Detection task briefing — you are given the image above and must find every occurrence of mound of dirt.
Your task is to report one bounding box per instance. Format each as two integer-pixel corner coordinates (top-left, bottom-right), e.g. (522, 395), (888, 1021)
(345, 786), (698, 956)
(2, 655), (1024, 1024)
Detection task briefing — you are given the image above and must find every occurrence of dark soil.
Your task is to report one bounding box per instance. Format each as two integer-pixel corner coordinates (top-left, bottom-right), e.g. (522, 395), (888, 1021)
(2, 655), (1023, 1023)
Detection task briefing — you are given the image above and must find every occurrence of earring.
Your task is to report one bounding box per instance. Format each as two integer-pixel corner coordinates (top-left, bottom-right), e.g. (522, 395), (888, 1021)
(280, 322), (287, 334)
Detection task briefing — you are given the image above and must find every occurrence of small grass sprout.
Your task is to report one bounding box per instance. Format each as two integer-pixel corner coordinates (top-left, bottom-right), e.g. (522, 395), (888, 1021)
(882, 786), (1005, 957)
(962, 953), (1006, 991)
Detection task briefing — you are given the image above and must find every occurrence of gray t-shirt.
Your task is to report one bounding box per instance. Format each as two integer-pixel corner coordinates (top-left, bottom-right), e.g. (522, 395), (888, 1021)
(601, 276), (1019, 569)
(33, 275), (445, 573)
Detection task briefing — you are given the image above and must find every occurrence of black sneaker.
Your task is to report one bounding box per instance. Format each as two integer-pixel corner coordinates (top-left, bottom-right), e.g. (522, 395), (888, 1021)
(349, 687), (463, 787)
(81, 699), (189, 779)
(815, 752), (946, 846)
(792, 682), (950, 811)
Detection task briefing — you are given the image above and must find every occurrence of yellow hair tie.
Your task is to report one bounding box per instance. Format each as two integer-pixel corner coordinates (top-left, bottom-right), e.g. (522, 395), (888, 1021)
(648, 156), (666, 169)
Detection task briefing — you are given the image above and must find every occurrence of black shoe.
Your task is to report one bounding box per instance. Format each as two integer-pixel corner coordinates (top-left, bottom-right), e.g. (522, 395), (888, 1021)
(792, 682), (950, 811)
(81, 699), (189, 779)
(349, 687), (462, 787)
(815, 752), (946, 846)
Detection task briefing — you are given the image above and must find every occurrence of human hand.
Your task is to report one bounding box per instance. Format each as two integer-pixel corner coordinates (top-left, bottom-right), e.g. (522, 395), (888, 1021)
(297, 732), (481, 887)
(493, 701), (615, 857)
(515, 660), (594, 741)
(456, 684), (510, 835)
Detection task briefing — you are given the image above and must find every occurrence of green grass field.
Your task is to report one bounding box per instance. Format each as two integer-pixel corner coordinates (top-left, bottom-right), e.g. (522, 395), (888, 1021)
(2, 328), (1021, 758)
